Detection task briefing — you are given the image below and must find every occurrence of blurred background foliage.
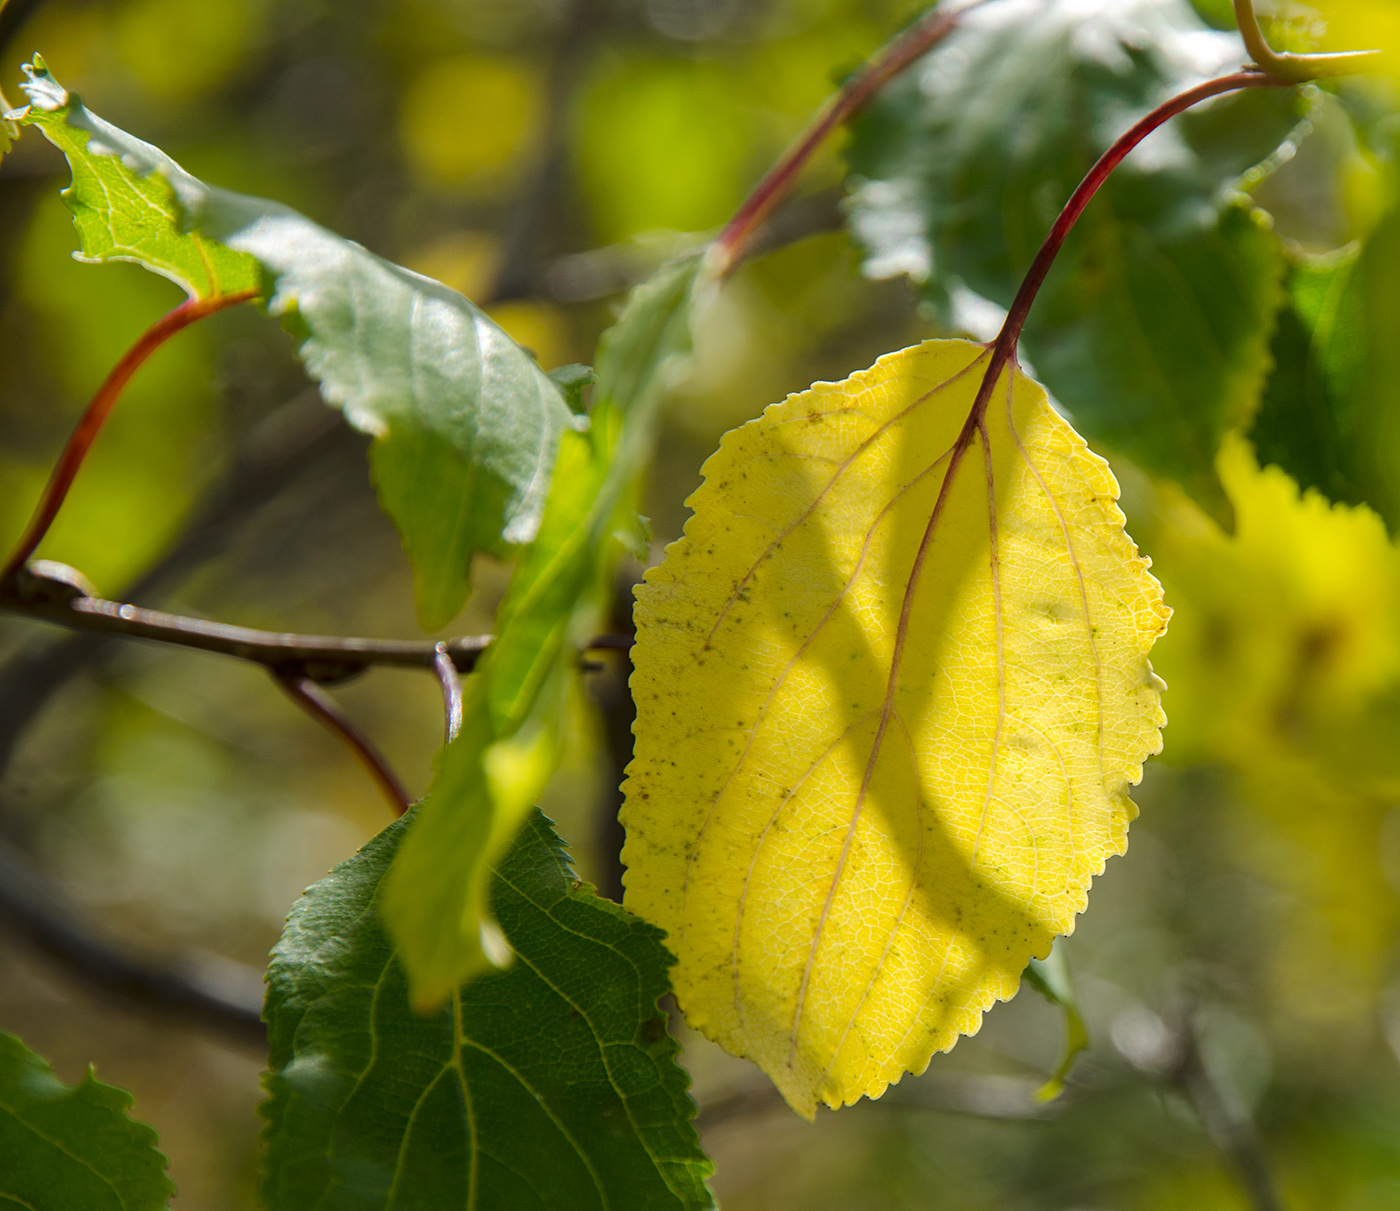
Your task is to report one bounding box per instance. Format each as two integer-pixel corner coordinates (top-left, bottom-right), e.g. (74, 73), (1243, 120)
(3, 0), (1400, 1207)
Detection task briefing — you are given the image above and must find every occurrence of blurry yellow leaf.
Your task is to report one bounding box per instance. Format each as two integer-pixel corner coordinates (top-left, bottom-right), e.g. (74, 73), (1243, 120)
(1310, 0), (1400, 75)
(623, 339), (1169, 1117)
(400, 54), (541, 191)
(1147, 435), (1400, 773)
(1138, 438), (1400, 1030)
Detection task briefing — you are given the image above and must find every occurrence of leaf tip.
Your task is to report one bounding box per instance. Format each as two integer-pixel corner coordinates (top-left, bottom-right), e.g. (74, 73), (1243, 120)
(19, 55), (66, 113)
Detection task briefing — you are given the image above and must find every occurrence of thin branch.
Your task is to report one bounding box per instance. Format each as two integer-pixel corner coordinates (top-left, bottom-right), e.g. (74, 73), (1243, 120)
(273, 671), (412, 816)
(0, 391), (349, 773)
(434, 642), (464, 743)
(2, 289), (260, 583)
(0, 397), (358, 1043)
(1, 573), (493, 679)
(1232, 0), (1378, 81)
(1161, 1008), (1283, 1211)
(1, 565), (633, 680)
(706, 0), (983, 280)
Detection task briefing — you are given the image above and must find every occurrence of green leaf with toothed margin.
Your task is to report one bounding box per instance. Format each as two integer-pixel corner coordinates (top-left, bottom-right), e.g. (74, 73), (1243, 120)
(11, 57), (575, 629)
(261, 809), (714, 1211)
(0, 1030), (174, 1210)
(845, 0), (1302, 525)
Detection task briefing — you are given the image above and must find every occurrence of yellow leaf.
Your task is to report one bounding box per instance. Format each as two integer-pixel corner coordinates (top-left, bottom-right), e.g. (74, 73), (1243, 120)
(622, 339), (1169, 1117)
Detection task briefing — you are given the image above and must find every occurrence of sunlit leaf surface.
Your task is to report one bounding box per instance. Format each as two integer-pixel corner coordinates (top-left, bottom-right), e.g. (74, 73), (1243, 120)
(13, 57), (260, 300)
(624, 340), (1169, 1116)
(264, 810), (714, 1211)
(0, 1030), (173, 1210)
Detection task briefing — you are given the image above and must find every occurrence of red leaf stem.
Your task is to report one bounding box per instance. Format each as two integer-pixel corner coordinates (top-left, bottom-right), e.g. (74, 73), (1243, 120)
(273, 671), (413, 817)
(707, 1), (982, 280)
(2, 288), (259, 584)
(965, 70), (1284, 429)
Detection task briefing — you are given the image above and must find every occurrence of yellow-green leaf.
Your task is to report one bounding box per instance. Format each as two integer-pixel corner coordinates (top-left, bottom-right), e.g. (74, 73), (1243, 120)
(622, 339), (1169, 1118)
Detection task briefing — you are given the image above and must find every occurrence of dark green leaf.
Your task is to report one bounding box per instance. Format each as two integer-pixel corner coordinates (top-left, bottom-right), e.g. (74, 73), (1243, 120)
(14, 58), (575, 629)
(845, 0), (1303, 521)
(381, 255), (701, 1006)
(0, 1030), (173, 1210)
(1250, 216), (1400, 528)
(262, 809), (715, 1211)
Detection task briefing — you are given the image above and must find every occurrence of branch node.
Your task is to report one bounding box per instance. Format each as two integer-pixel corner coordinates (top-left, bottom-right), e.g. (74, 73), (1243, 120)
(1233, 0), (1379, 82)
(4, 560), (96, 607)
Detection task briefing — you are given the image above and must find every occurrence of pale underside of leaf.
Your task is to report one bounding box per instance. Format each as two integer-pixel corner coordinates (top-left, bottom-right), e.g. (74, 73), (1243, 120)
(622, 339), (1169, 1118)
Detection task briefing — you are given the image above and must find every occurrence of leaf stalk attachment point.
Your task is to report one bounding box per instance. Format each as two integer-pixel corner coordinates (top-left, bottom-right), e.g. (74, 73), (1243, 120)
(1, 288), (259, 587)
(1232, 0), (1379, 81)
(887, 70), (1284, 838)
(965, 71), (1284, 435)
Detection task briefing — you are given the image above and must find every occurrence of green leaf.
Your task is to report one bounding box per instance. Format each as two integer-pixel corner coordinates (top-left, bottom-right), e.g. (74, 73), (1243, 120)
(0, 1030), (173, 1210)
(1249, 220), (1400, 529)
(262, 809), (715, 1211)
(382, 256), (701, 1006)
(844, 0), (1302, 522)
(13, 58), (575, 628)
(12, 57), (260, 301)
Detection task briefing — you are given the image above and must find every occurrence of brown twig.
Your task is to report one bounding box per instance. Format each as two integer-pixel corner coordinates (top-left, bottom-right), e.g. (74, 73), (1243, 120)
(0, 391), (350, 774)
(1, 574), (493, 680)
(0, 570), (635, 681)
(273, 671), (412, 816)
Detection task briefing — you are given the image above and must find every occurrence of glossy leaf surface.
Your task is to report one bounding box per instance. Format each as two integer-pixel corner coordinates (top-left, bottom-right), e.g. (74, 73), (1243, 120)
(263, 810), (714, 1211)
(624, 340), (1168, 1116)
(382, 257), (701, 1006)
(0, 1030), (173, 1210)
(14, 59), (574, 628)
(845, 0), (1301, 522)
